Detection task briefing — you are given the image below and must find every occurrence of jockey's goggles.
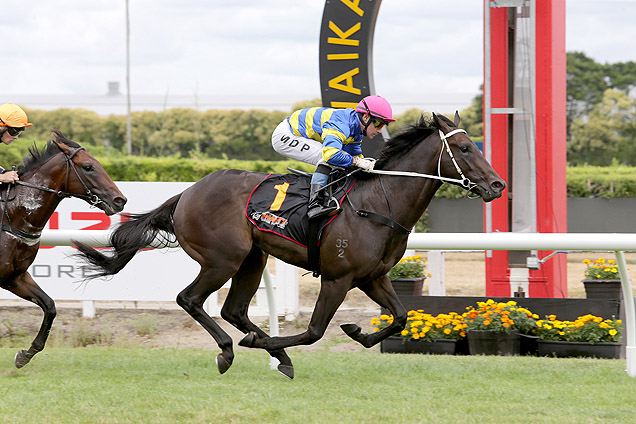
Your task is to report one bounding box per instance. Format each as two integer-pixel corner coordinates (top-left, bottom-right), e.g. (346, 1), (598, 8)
(372, 118), (388, 130)
(0, 118), (25, 136)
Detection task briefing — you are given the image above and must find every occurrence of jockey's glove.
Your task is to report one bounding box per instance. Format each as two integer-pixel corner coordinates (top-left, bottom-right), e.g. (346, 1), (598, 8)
(355, 157), (376, 171)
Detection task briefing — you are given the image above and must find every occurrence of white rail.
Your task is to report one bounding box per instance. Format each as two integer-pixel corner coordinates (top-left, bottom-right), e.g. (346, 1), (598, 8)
(407, 232), (636, 377)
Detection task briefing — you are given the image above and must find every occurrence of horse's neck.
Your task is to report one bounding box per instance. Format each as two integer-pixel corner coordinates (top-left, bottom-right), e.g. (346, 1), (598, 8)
(8, 160), (65, 232)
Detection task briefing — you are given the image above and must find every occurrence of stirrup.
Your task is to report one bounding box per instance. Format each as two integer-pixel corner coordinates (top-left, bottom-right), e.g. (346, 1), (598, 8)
(308, 203), (338, 220)
(326, 196), (342, 216)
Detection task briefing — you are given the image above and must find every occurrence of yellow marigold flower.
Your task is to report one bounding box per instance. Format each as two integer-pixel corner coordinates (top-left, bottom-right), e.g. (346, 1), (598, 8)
(380, 314), (390, 321)
(444, 328), (451, 335)
(370, 318), (380, 326)
(412, 333), (420, 340)
(609, 329), (618, 336)
(583, 259), (591, 264)
(483, 320), (491, 326)
(548, 315), (556, 320)
(401, 330), (409, 336)
(373, 328), (379, 332)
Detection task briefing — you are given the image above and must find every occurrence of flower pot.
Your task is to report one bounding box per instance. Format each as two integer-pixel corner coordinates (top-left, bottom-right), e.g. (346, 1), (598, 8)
(381, 336), (458, 355)
(467, 329), (520, 356)
(537, 339), (621, 359)
(390, 277), (425, 296)
(519, 333), (539, 356)
(582, 279), (623, 300)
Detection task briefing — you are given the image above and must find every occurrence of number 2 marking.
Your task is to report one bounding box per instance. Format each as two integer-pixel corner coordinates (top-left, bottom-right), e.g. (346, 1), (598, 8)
(269, 182), (290, 211)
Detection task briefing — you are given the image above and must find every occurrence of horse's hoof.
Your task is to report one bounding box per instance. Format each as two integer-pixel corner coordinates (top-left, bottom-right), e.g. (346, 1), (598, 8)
(215, 354), (232, 374)
(238, 332), (257, 348)
(340, 323), (361, 337)
(14, 350), (31, 369)
(277, 364), (294, 380)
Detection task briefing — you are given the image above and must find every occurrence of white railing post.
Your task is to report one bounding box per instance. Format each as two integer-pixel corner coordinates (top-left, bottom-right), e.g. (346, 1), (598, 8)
(615, 250), (636, 377)
(427, 251), (446, 296)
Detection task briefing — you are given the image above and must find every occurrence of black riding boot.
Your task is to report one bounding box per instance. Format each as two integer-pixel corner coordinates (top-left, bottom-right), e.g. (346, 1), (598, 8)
(308, 184), (340, 219)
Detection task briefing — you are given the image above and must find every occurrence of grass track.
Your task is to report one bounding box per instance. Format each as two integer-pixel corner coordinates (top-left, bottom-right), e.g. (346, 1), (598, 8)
(1, 348), (636, 423)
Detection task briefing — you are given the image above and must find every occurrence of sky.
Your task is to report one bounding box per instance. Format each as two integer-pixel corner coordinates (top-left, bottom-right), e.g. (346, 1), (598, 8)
(1, 0), (635, 114)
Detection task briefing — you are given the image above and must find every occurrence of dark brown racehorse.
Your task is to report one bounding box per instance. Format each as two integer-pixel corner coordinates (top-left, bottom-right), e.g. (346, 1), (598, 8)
(74, 113), (505, 379)
(0, 130), (126, 368)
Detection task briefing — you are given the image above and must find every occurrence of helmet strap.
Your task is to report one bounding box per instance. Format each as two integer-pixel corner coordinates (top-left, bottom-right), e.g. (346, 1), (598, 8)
(358, 112), (373, 136)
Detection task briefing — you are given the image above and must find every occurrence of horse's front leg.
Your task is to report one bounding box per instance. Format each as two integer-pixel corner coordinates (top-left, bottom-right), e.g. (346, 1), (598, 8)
(2, 272), (57, 368)
(239, 276), (351, 351)
(340, 274), (408, 348)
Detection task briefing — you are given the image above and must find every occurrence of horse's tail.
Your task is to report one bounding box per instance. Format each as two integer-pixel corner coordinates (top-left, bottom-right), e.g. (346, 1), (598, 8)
(73, 193), (182, 279)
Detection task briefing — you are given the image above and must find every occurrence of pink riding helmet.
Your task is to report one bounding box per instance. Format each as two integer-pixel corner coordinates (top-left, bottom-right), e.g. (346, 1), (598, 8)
(355, 95), (396, 123)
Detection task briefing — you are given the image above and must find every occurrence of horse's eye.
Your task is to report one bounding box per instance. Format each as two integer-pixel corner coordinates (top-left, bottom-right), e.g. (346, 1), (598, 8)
(83, 164), (94, 172)
(459, 145), (470, 153)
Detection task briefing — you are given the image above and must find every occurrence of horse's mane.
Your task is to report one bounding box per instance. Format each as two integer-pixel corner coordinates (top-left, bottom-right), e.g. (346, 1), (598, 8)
(373, 113), (455, 170)
(18, 130), (82, 175)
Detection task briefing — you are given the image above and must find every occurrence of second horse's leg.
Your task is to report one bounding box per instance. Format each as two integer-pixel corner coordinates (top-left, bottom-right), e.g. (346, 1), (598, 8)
(1, 272), (57, 368)
(221, 247), (295, 379)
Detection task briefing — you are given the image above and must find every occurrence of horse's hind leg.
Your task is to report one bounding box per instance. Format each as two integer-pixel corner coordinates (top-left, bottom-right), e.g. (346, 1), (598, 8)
(221, 247), (295, 379)
(1, 272), (57, 368)
(176, 266), (238, 374)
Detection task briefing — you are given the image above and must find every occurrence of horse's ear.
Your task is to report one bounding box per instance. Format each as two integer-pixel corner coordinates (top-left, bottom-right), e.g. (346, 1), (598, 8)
(52, 138), (73, 156)
(454, 111), (461, 127)
(432, 112), (451, 132)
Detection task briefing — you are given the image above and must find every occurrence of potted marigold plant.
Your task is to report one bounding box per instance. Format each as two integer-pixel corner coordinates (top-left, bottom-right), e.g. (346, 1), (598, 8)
(373, 310), (467, 355)
(462, 299), (538, 356)
(387, 255), (429, 296)
(582, 257), (622, 300)
(535, 314), (623, 359)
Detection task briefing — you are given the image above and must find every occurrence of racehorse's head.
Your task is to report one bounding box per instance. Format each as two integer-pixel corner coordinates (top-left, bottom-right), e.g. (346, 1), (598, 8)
(50, 131), (127, 215)
(432, 112), (505, 202)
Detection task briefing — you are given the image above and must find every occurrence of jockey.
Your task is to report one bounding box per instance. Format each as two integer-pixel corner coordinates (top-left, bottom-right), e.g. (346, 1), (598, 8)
(272, 95), (395, 219)
(0, 103), (32, 184)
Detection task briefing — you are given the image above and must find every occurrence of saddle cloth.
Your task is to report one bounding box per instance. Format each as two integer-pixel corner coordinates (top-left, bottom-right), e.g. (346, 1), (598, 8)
(246, 172), (354, 248)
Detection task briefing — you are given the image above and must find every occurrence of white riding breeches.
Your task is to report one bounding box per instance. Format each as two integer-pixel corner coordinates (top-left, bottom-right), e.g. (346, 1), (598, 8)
(271, 120), (325, 166)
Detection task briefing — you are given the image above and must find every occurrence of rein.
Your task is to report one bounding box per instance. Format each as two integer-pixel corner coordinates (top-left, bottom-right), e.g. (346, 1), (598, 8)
(365, 128), (476, 190)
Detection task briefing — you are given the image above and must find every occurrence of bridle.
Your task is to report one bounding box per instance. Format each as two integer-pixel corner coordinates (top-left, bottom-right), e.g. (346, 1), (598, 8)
(0, 146), (103, 241)
(366, 128), (477, 191)
(15, 147), (103, 206)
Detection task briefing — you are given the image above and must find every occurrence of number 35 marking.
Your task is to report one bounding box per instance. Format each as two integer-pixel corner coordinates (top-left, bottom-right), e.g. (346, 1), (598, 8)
(336, 239), (348, 258)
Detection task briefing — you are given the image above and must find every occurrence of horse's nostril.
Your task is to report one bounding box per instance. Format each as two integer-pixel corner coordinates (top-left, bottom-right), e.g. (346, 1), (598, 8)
(491, 180), (505, 191)
(115, 196), (127, 207)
